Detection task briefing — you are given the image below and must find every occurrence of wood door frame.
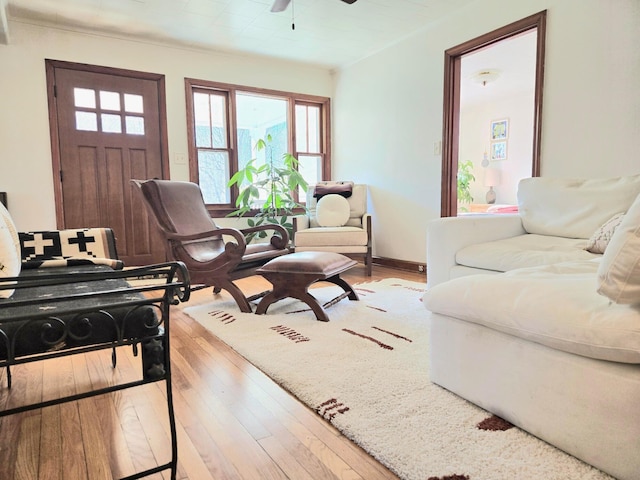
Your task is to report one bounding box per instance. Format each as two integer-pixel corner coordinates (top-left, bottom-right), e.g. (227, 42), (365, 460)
(45, 59), (171, 227)
(440, 10), (547, 217)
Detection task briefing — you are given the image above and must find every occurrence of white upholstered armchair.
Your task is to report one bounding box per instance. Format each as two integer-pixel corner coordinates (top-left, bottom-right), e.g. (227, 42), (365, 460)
(293, 182), (372, 276)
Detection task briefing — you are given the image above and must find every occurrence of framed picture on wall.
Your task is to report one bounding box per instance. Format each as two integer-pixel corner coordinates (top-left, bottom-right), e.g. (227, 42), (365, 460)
(491, 141), (507, 161)
(490, 118), (509, 141)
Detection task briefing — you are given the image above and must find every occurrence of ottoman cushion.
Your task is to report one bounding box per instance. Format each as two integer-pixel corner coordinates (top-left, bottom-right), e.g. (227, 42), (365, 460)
(258, 251), (356, 276)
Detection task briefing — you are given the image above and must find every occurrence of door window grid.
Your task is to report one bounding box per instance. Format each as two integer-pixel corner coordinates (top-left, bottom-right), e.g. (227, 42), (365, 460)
(73, 88), (145, 135)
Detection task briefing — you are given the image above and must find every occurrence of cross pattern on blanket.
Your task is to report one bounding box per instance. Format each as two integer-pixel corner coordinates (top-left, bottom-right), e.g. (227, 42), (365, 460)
(19, 229), (123, 270)
(21, 230), (100, 261)
(21, 232), (59, 259)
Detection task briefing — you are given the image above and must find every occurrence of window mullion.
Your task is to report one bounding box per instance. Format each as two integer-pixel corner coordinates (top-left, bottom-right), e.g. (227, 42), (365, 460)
(228, 88), (238, 208)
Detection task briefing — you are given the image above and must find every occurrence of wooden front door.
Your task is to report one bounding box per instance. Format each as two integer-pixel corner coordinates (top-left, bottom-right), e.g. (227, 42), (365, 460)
(46, 60), (169, 265)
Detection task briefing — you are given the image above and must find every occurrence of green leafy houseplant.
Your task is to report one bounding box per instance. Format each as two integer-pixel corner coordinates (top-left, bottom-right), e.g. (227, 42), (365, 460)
(227, 134), (308, 242)
(457, 160), (475, 210)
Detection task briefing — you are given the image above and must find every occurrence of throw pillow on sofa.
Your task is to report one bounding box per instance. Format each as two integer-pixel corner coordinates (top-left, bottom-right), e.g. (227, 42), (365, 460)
(585, 212), (625, 254)
(0, 202), (21, 298)
(597, 194), (640, 304)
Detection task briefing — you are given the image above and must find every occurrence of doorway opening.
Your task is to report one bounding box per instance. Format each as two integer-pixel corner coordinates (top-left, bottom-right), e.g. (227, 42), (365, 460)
(440, 11), (547, 217)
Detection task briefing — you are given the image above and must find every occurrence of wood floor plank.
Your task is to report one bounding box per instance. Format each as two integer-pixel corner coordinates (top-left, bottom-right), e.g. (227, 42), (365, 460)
(84, 359), (136, 479)
(173, 343), (273, 440)
(164, 389), (218, 480)
(175, 399), (240, 480)
(125, 385), (174, 480)
(106, 348), (164, 478)
(37, 405), (61, 480)
(14, 413), (41, 480)
(0, 414), (23, 479)
(178, 384), (288, 480)
(38, 357), (69, 480)
(77, 397), (113, 480)
(258, 435), (319, 480)
(60, 402), (88, 480)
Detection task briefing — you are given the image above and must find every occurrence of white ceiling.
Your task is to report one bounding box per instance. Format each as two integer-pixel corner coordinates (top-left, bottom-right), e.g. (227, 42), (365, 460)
(460, 29), (537, 106)
(3, 0), (479, 70)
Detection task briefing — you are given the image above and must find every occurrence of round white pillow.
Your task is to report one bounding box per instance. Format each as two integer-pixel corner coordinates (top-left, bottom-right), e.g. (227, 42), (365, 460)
(316, 194), (350, 227)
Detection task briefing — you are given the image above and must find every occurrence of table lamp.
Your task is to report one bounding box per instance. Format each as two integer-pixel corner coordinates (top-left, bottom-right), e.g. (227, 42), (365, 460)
(484, 168), (501, 204)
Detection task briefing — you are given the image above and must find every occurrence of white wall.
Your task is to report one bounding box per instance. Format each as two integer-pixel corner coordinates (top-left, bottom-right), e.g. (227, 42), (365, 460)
(460, 91), (535, 207)
(0, 21), (333, 230)
(332, 0), (640, 264)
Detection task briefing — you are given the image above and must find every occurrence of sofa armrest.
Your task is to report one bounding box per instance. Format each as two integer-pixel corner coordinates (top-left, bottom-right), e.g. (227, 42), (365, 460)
(427, 214), (525, 288)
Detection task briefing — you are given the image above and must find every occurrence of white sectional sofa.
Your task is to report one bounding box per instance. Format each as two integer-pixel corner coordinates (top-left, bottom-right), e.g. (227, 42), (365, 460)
(423, 175), (640, 480)
(427, 175), (640, 288)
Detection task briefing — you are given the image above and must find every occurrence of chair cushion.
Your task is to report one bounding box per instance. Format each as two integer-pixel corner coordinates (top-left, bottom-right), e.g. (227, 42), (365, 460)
(257, 251), (356, 276)
(316, 194), (350, 227)
(0, 203), (20, 298)
(597, 193), (640, 304)
(295, 226), (368, 247)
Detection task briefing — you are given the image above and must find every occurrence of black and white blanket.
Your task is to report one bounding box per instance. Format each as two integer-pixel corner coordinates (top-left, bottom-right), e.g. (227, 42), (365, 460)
(19, 228), (123, 270)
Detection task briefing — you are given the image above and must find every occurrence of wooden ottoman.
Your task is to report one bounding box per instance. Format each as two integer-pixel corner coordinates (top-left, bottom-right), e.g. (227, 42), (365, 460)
(255, 251), (359, 321)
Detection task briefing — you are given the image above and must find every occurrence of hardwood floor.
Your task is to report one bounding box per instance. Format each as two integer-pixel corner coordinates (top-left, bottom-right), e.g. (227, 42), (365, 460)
(0, 264), (426, 480)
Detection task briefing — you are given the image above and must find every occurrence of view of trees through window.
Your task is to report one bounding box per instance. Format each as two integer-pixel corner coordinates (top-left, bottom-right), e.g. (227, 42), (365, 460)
(186, 79), (330, 212)
(235, 93), (287, 205)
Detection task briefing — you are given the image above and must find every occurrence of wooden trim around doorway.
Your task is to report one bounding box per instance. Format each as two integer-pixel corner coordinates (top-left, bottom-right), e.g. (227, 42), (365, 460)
(440, 10), (547, 217)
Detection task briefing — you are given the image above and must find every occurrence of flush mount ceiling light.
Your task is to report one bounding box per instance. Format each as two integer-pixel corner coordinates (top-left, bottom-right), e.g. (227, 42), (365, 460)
(472, 69), (501, 86)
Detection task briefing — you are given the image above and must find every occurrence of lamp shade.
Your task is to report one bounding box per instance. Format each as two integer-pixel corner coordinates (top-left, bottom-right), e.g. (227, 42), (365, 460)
(484, 168), (501, 187)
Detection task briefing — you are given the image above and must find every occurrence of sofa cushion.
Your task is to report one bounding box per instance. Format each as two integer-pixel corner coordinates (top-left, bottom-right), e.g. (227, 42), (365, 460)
(295, 226), (368, 247)
(315, 194), (350, 227)
(585, 212), (625, 254)
(424, 260), (640, 363)
(518, 174), (640, 239)
(456, 234), (597, 272)
(597, 194), (640, 304)
(0, 203), (20, 298)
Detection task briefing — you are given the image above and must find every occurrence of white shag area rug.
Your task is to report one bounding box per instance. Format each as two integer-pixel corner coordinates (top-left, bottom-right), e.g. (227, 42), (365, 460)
(183, 278), (612, 480)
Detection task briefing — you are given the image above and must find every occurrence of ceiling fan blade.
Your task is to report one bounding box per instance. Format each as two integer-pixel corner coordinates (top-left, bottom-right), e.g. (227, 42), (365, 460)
(271, 0), (291, 12)
(340, 0), (358, 4)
